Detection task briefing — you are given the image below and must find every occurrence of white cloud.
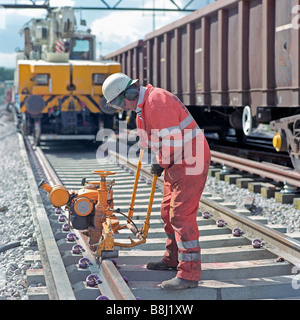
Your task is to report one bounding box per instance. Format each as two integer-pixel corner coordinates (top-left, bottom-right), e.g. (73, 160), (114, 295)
(143, 0), (185, 9)
(5, 8), (46, 18)
(91, 11), (146, 50)
(0, 52), (17, 69)
(90, 3), (186, 57)
(50, 0), (75, 7)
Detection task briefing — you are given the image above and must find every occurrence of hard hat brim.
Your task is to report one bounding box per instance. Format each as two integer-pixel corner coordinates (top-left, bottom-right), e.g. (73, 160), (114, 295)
(106, 78), (139, 103)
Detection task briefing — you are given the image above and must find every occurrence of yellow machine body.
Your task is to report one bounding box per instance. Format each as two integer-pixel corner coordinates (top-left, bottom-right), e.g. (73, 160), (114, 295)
(17, 60), (121, 114)
(50, 185), (70, 208)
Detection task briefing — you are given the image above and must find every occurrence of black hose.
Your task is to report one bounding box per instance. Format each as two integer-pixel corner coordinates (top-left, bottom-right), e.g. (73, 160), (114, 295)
(0, 241), (21, 254)
(113, 208), (140, 232)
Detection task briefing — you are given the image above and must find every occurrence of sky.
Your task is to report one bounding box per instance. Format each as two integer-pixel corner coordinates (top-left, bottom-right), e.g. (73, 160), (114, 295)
(0, 0), (214, 69)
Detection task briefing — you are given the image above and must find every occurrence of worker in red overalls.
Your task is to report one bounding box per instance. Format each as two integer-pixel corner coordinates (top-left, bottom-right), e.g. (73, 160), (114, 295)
(103, 73), (211, 290)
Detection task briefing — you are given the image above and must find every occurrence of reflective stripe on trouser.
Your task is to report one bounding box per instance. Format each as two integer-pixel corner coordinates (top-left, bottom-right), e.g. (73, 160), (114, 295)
(161, 140), (210, 281)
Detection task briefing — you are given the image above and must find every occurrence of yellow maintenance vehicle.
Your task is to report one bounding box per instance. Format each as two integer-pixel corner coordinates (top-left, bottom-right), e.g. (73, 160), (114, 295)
(13, 7), (120, 145)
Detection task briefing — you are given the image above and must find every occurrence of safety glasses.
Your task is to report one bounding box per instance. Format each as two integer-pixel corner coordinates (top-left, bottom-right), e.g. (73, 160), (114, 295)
(108, 92), (126, 110)
(107, 79), (133, 110)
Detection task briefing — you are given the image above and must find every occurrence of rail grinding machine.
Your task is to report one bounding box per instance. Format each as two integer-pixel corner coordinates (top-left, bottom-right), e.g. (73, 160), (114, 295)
(39, 150), (158, 259)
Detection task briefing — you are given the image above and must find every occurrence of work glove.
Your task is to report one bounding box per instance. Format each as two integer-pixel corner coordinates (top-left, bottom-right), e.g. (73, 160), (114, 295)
(151, 156), (164, 177)
(151, 163), (164, 177)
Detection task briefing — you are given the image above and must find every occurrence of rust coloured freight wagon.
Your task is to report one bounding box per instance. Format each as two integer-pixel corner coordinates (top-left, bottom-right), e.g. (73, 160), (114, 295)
(104, 0), (300, 171)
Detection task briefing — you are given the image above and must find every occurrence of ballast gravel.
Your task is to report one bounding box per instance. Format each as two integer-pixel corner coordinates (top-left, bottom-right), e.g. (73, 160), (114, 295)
(0, 105), (299, 300)
(0, 107), (42, 300)
(204, 178), (300, 234)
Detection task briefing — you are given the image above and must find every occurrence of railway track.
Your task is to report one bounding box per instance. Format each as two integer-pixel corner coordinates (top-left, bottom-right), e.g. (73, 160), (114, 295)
(210, 150), (300, 189)
(21, 135), (300, 300)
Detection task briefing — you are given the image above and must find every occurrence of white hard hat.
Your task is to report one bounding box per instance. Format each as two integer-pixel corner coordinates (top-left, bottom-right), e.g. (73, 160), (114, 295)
(102, 73), (138, 103)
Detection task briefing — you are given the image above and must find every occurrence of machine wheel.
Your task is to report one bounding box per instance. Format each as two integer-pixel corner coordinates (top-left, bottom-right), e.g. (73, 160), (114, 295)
(21, 113), (32, 136)
(242, 106), (253, 136)
(33, 120), (41, 146)
(12, 106), (20, 131)
(291, 154), (300, 172)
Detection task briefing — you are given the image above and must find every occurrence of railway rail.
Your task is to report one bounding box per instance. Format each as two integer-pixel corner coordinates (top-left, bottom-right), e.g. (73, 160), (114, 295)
(210, 150), (300, 189)
(20, 135), (300, 300)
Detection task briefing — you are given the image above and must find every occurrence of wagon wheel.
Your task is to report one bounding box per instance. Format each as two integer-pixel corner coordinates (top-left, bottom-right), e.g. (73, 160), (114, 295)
(291, 154), (300, 172)
(33, 120), (41, 146)
(21, 112), (31, 136)
(242, 106), (253, 136)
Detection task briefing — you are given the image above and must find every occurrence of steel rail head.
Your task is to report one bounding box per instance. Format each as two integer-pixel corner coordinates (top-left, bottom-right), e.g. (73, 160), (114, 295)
(211, 150), (300, 188)
(199, 196), (300, 267)
(20, 135), (76, 300)
(33, 141), (137, 300)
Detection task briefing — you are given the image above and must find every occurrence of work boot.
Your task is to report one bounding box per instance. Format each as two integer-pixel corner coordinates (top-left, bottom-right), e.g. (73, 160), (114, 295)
(160, 277), (198, 290)
(146, 261), (177, 271)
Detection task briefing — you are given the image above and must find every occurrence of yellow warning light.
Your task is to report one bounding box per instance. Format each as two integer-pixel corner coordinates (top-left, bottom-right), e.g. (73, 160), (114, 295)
(272, 132), (282, 152)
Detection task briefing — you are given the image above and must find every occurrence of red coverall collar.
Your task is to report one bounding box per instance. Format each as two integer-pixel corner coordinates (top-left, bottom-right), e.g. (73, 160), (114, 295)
(136, 84), (153, 121)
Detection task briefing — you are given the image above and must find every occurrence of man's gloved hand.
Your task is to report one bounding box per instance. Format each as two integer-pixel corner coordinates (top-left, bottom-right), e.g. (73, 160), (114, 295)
(151, 163), (164, 177)
(151, 156), (164, 177)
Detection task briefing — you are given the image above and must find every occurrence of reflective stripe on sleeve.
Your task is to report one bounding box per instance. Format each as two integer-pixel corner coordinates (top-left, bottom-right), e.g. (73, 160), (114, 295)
(161, 126), (202, 147)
